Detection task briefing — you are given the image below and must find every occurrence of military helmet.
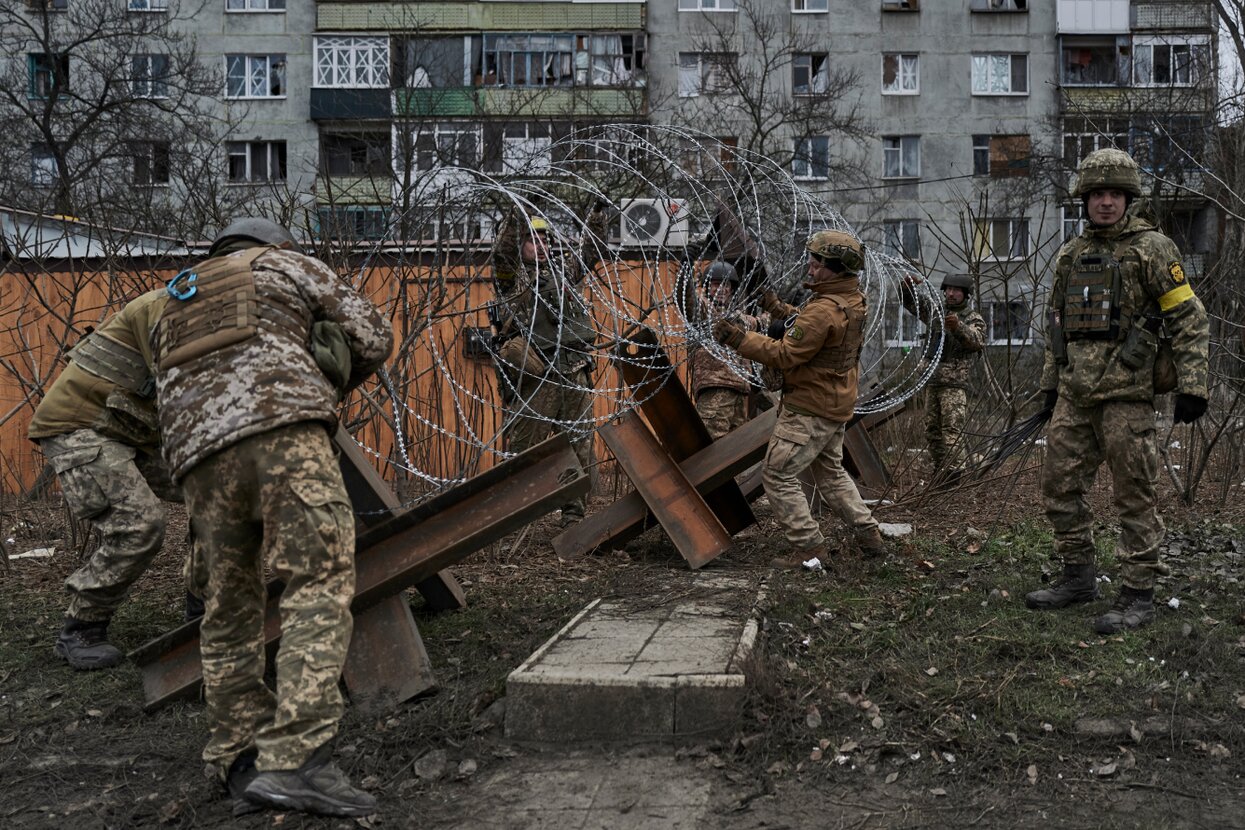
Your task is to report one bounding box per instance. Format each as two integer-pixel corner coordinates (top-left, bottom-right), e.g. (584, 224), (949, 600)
(703, 260), (739, 286)
(807, 230), (865, 274)
(208, 217), (300, 258)
(1071, 148), (1142, 198)
(941, 273), (974, 297)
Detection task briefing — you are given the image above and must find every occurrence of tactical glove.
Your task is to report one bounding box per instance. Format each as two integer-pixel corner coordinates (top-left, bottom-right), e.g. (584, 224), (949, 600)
(712, 318), (746, 349)
(766, 316), (789, 340)
(1173, 394), (1208, 424)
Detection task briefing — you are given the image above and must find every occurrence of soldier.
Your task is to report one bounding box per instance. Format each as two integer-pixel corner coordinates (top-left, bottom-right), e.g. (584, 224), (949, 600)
(899, 273), (987, 477)
(153, 218), (392, 817)
(29, 288), (191, 670)
(713, 230), (885, 568)
(491, 208), (607, 527)
(1026, 149), (1209, 634)
(688, 261), (768, 439)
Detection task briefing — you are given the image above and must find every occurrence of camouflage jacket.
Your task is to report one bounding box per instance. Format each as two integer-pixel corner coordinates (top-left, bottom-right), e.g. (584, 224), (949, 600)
(899, 287), (986, 390)
(689, 285), (768, 396)
(155, 247), (393, 481)
(1039, 211), (1210, 407)
(491, 211), (608, 370)
(735, 275), (866, 423)
(29, 289), (168, 448)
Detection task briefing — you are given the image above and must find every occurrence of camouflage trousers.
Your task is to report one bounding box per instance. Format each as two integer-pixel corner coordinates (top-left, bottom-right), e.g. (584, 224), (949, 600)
(39, 429), (167, 623)
(1042, 398), (1166, 590)
(925, 386), (968, 471)
(695, 387), (749, 440)
(181, 421), (356, 776)
(504, 364), (594, 519)
(763, 408), (878, 550)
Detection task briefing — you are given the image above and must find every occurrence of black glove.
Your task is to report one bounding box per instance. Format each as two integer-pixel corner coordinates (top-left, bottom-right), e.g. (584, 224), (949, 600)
(766, 316), (789, 339)
(1038, 388), (1058, 421)
(1173, 394), (1208, 424)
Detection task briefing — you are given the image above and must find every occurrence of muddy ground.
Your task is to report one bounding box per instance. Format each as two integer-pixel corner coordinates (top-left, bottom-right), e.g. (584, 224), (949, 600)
(2, 459), (1244, 829)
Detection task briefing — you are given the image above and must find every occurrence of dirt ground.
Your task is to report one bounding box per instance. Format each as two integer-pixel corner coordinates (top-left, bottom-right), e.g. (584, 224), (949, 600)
(2, 458), (1244, 829)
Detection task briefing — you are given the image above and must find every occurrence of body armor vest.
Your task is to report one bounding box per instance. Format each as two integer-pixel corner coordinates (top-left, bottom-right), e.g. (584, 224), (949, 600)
(1061, 252), (1123, 340)
(158, 247), (307, 370)
(69, 331), (154, 397)
(808, 297), (866, 373)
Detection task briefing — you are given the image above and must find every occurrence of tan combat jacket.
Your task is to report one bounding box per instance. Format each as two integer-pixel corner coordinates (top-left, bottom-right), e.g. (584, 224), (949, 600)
(154, 247), (393, 482)
(688, 283), (767, 396)
(899, 288), (986, 390)
(29, 289), (168, 448)
(1039, 211), (1210, 407)
(735, 275), (866, 423)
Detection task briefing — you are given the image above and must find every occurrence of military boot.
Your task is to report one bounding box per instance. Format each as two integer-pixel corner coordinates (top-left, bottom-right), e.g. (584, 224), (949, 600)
(854, 526), (887, 559)
(1024, 564), (1098, 610)
(770, 543), (829, 571)
(1093, 587), (1155, 635)
(225, 748), (262, 818)
(54, 618), (122, 670)
(244, 743), (377, 818)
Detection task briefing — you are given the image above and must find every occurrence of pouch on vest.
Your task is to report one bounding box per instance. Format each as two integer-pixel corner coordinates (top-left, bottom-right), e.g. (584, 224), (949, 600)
(69, 332), (154, 397)
(158, 247), (268, 371)
(1062, 254), (1122, 341)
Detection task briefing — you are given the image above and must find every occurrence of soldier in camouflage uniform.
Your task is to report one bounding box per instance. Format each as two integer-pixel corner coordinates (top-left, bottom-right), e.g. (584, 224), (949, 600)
(1026, 149), (1210, 634)
(491, 208), (608, 526)
(154, 219), (392, 818)
(714, 231), (885, 568)
(899, 273), (987, 476)
(29, 289), (185, 670)
(688, 261), (768, 439)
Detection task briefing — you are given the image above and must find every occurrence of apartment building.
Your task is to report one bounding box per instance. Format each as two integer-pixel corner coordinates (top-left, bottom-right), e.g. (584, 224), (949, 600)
(5, 0), (1217, 345)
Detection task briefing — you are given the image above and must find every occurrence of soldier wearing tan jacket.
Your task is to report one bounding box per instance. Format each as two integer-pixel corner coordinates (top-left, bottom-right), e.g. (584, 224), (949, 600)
(30, 289), (177, 670)
(714, 230), (884, 568)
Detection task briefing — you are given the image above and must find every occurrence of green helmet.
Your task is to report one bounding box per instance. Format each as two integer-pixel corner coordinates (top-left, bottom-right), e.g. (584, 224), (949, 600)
(1071, 148), (1142, 198)
(941, 273), (974, 297)
(208, 217), (301, 257)
(807, 230), (865, 274)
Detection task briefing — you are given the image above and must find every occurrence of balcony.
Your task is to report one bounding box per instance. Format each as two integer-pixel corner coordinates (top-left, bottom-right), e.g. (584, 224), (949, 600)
(394, 86), (645, 119)
(1056, 0), (1127, 34)
(311, 88), (391, 121)
(1133, 2), (1214, 31)
(315, 175), (392, 206)
(317, 2), (644, 32)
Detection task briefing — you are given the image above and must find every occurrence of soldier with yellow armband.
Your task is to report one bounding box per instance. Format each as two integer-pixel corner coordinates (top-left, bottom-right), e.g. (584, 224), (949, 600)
(1026, 148), (1210, 634)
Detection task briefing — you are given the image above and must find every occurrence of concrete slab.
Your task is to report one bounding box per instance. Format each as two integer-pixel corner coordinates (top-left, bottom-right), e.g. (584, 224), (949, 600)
(505, 574), (761, 743)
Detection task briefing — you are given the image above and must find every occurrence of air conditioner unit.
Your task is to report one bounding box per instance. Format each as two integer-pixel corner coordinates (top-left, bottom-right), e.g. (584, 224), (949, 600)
(619, 198), (690, 248)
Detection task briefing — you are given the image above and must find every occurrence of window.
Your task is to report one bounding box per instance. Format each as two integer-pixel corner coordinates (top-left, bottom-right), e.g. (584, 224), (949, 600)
(28, 0), (69, 10)
(314, 36), (389, 88)
(883, 136), (920, 178)
(129, 0), (168, 10)
(1060, 37), (1126, 87)
(792, 0), (827, 10)
(227, 0), (285, 10)
(882, 53), (919, 94)
(1130, 115), (1206, 175)
(1062, 117), (1129, 167)
(1134, 37), (1209, 87)
(130, 141), (170, 185)
(414, 123), (480, 171)
(678, 136), (738, 178)
(321, 134), (391, 177)
(792, 136), (829, 180)
(225, 55), (286, 98)
(316, 207), (390, 241)
(973, 134), (1030, 177)
(974, 218), (1029, 260)
(1061, 205), (1085, 241)
(970, 0), (1027, 10)
(678, 0), (736, 10)
(227, 140), (287, 182)
(131, 54), (170, 98)
(882, 0), (919, 10)
(987, 300), (1032, 344)
(793, 54), (828, 96)
(29, 53), (68, 100)
(31, 143), (57, 186)
(483, 34), (575, 88)
(882, 303), (922, 347)
(578, 35), (646, 87)
(678, 52), (735, 97)
(882, 220), (921, 260)
(501, 123), (553, 175)
(971, 54), (1028, 95)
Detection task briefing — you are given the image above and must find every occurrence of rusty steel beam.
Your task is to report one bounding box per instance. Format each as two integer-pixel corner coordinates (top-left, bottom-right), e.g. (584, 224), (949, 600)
(613, 326), (755, 533)
(132, 434), (587, 711)
(342, 594), (437, 714)
(553, 408), (777, 560)
(600, 411), (732, 568)
(335, 427), (466, 611)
